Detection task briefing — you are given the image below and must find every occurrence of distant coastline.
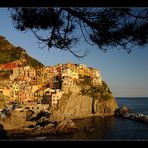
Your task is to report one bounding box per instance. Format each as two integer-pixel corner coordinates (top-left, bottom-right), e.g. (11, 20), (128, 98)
(116, 97), (148, 99)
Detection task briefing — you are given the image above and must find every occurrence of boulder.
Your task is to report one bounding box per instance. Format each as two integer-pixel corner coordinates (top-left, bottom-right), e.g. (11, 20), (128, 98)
(36, 117), (50, 126)
(55, 120), (76, 134)
(32, 126), (45, 136)
(26, 110), (35, 121)
(4, 110), (27, 127)
(44, 123), (55, 130)
(115, 106), (129, 116)
(23, 121), (36, 128)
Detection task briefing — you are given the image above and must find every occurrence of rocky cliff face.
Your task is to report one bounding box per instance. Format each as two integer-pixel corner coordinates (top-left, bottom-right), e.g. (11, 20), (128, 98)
(92, 98), (118, 115)
(57, 93), (93, 119)
(57, 93), (117, 119)
(55, 77), (118, 119)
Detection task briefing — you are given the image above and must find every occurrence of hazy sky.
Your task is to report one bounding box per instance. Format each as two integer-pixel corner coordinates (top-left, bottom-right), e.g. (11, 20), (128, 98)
(0, 8), (148, 97)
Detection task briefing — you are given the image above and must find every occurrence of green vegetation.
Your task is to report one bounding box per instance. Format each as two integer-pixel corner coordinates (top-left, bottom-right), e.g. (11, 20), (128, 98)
(100, 81), (112, 100)
(0, 36), (44, 68)
(0, 48), (22, 64)
(0, 36), (13, 48)
(79, 75), (92, 86)
(27, 56), (44, 68)
(77, 76), (112, 100)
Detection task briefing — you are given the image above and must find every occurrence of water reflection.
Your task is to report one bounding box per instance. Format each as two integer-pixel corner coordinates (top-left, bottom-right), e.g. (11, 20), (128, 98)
(68, 116), (116, 140)
(11, 116), (148, 140)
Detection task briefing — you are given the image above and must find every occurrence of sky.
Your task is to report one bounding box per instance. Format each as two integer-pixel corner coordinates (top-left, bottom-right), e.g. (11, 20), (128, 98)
(0, 8), (148, 97)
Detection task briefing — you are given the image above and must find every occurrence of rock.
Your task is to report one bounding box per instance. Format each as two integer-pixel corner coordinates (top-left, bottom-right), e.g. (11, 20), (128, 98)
(55, 119), (76, 134)
(115, 107), (148, 124)
(26, 110), (35, 121)
(32, 126), (45, 136)
(58, 93), (93, 119)
(57, 89), (117, 119)
(44, 124), (56, 135)
(29, 111), (49, 122)
(0, 100), (6, 110)
(93, 98), (118, 115)
(0, 123), (8, 139)
(44, 123), (55, 130)
(36, 117), (50, 126)
(49, 111), (65, 121)
(62, 121), (77, 133)
(115, 106), (129, 116)
(4, 110), (27, 127)
(23, 121), (36, 128)
(55, 121), (67, 132)
(7, 128), (33, 137)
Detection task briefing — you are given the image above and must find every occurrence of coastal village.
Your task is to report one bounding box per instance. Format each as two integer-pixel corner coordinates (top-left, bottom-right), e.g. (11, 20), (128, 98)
(0, 36), (118, 137)
(0, 62), (102, 113)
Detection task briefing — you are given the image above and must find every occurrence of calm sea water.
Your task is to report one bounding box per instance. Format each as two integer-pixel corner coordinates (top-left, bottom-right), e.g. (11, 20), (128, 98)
(25, 98), (148, 141)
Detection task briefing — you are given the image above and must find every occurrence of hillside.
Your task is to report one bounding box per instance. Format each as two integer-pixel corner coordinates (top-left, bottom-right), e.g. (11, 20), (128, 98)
(0, 35), (44, 80)
(0, 36), (44, 68)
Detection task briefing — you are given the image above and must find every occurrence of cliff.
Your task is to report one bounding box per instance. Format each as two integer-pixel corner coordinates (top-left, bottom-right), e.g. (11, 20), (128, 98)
(57, 93), (93, 119)
(56, 94), (117, 119)
(52, 76), (118, 119)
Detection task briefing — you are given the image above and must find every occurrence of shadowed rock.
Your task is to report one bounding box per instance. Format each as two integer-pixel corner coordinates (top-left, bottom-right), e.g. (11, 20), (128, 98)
(115, 106), (148, 124)
(0, 123), (8, 139)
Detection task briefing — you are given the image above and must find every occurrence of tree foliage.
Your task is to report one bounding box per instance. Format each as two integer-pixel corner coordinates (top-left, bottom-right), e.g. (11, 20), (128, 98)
(10, 8), (148, 57)
(77, 76), (112, 100)
(0, 48), (22, 64)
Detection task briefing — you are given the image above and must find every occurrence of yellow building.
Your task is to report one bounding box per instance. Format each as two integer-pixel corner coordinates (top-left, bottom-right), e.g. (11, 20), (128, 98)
(51, 89), (63, 107)
(2, 86), (11, 98)
(62, 77), (80, 93)
(93, 69), (100, 78)
(78, 64), (87, 76)
(11, 82), (20, 102)
(34, 88), (44, 102)
(62, 68), (79, 79)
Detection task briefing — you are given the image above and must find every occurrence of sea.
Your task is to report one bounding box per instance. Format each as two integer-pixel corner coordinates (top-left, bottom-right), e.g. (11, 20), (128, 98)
(14, 97), (148, 141)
